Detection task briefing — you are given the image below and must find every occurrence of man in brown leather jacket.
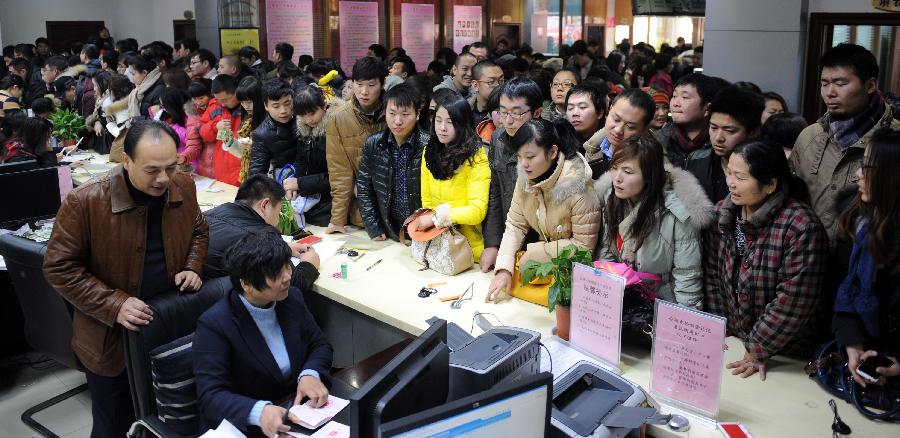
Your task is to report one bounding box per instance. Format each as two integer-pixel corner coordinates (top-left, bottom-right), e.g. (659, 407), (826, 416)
(44, 120), (209, 437)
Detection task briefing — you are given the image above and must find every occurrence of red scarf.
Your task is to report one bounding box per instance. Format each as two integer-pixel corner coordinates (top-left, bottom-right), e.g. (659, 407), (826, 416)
(673, 123), (710, 154)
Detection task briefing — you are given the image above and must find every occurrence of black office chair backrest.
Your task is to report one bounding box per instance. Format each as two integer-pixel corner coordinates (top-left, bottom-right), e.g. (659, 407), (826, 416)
(124, 276), (232, 434)
(0, 234), (79, 370)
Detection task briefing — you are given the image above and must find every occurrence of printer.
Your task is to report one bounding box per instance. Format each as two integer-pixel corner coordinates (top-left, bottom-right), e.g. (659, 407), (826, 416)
(551, 361), (652, 438)
(447, 326), (541, 401)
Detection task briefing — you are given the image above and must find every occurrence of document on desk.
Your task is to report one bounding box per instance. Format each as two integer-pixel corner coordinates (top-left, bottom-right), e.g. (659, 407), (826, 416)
(199, 419), (247, 438)
(194, 175), (220, 192)
(288, 395), (350, 429)
(286, 421), (349, 438)
(540, 337), (614, 378)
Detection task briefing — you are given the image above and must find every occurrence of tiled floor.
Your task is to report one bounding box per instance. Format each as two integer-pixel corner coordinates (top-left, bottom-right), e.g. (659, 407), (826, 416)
(0, 355), (92, 438)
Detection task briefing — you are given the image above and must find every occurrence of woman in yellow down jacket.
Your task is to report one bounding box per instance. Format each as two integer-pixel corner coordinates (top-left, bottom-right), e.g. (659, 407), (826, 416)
(416, 89), (491, 261)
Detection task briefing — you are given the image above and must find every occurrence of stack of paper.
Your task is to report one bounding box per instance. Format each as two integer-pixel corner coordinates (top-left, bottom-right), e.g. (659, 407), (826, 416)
(199, 419), (246, 438)
(288, 395), (349, 429)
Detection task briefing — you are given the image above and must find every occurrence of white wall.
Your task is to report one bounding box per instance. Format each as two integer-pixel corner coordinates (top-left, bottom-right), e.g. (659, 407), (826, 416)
(0, 0), (194, 49)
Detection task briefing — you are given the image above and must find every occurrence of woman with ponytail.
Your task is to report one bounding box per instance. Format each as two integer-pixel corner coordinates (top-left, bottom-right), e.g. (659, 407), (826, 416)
(833, 128), (900, 387)
(486, 118), (601, 303)
(704, 139), (829, 381)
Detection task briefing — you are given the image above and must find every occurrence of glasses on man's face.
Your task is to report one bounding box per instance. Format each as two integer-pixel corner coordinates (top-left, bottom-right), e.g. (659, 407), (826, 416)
(478, 77), (505, 87)
(551, 81), (576, 89)
(190, 59), (201, 65)
(497, 110), (530, 120)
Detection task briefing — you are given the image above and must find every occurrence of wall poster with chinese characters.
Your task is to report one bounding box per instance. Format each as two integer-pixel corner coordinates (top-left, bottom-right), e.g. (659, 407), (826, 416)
(570, 263), (625, 370)
(650, 300), (726, 419)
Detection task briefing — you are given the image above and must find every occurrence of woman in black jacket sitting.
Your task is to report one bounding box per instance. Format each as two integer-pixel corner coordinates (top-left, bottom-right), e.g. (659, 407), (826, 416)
(833, 128), (900, 387)
(281, 85), (336, 227)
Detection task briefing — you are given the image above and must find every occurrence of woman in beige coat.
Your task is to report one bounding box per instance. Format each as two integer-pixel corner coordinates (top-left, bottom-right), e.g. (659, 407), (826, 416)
(486, 118), (601, 303)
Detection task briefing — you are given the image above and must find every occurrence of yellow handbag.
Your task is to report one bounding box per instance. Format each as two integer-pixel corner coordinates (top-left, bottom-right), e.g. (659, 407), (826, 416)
(510, 251), (554, 307)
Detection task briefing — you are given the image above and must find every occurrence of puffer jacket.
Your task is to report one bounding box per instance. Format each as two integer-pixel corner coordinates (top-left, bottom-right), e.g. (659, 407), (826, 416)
(595, 164), (715, 308)
(789, 103), (899, 245)
(357, 129), (428, 240)
(704, 191), (829, 362)
(325, 98), (386, 227)
(181, 101), (216, 178)
(248, 115), (297, 176)
(200, 99), (243, 186)
(483, 129), (517, 249)
(421, 145), (491, 261)
(293, 105), (332, 199)
(495, 153), (601, 274)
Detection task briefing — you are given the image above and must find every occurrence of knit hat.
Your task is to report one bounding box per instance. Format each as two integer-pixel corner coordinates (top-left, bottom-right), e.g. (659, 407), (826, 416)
(642, 86), (669, 106)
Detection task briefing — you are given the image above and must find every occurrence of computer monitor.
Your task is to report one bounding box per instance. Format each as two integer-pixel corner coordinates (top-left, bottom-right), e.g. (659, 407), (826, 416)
(0, 166), (64, 227)
(349, 319), (450, 438)
(380, 372), (553, 437)
(0, 159), (38, 174)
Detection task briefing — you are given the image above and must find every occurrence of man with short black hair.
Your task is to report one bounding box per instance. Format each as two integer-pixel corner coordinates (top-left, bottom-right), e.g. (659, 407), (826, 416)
(200, 75), (244, 186)
(469, 60), (504, 126)
(357, 84), (428, 241)
(388, 56), (416, 81)
(480, 78), (543, 271)
(204, 174), (320, 289)
(173, 37), (200, 70)
(433, 52), (476, 97)
(249, 80), (297, 176)
(239, 46), (274, 79)
(791, 43), (900, 243)
(325, 57), (388, 234)
(468, 42), (489, 61)
(367, 44), (388, 62)
(685, 85), (764, 203)
(583, 88), (655, 177)
(655, 73), (722, 168)
(190, 49), (218, 80)
(44, 120), (208, 438)
(267, 42), (296, 81)
(35, 37), (51, 57)
(567, 40), (594, 80)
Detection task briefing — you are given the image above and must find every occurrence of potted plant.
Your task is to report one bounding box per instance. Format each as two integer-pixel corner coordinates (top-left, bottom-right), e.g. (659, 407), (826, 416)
(520, 243), (593, 340)
(50, 108), (85, 147)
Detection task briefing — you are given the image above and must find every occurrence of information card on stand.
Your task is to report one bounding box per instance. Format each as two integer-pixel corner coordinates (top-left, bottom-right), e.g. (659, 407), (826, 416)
(650, 300), (727, 420)
(570, 263), (625, 370)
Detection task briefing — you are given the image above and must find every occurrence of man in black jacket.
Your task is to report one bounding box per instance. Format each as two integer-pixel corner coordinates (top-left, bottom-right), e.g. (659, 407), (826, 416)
(204, 175), (320, 292)
(357, 84), (428, 241)
(249, 80), (296, 176)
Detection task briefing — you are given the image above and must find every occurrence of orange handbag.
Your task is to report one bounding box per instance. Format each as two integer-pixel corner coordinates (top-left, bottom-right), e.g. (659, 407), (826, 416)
(510, 251), (554, 307)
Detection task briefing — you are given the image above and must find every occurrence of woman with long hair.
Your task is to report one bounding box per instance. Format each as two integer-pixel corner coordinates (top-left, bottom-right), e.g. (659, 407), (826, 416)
(595, 134), (714, 308)
(833, 129), (900, 387)
(486, 118), (600, 302)
(156, 87), (190, 156)
(416, 88), (491, 260)
(234, 76), (265, 182)
(3, 116), (57, 166)
(704, 139), (828, 381)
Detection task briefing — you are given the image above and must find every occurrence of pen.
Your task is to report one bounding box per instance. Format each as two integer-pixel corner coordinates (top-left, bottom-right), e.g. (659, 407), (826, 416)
(366, 259), (383, 271)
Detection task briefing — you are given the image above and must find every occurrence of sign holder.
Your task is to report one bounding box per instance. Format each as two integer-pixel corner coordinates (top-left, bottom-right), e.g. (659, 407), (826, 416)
(569, 262), (625, 374)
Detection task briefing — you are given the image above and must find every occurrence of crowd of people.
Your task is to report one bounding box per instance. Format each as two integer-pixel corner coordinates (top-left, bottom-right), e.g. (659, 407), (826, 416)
(0, 27), (894, 437)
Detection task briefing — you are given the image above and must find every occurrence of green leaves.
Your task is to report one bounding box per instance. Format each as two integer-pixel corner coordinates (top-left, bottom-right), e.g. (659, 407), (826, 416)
(50, 109), (85, 141)
(515, 243), (596, 312)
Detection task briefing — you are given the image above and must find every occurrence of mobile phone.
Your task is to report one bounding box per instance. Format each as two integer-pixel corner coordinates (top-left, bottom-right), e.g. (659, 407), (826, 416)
(856, 355), (894, 383)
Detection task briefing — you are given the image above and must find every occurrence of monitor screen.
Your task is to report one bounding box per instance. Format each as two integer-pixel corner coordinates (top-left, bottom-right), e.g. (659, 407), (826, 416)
(0, 166), (63, 226)
(381, 372), (552, 438)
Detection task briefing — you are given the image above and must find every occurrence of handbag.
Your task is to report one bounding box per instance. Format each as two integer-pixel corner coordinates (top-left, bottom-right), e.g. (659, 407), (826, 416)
(594, 261), (661, 348)
(511, 251), (553, 307)
(402, 209), (474, 276)
(109, 126), (128, 162)
(808, 340), (900, 421)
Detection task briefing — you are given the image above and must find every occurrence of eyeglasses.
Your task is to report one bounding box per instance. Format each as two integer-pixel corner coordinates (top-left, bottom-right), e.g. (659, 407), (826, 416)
(551, 81), (576, 89)
(477, 78), (505, 87)
(497, 110), (530, 120)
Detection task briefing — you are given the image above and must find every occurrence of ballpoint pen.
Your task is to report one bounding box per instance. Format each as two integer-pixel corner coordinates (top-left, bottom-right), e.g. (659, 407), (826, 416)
(366, 259), (383, 271)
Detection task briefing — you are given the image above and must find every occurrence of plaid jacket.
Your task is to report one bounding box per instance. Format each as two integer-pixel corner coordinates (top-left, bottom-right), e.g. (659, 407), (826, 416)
(703, 192), (829, 362)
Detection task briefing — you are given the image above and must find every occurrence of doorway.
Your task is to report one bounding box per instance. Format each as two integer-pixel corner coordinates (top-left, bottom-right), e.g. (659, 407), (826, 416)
(46, 21), (105, 54)
(174, 20), (197, 42)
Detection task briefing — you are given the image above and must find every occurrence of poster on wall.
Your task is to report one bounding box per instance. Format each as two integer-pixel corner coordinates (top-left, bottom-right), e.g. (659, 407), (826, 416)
(339, 1), (380, 72)
(453, 5), (482, 53)
(265, 0), (314, 58)
(400, 3), (434, 72)
(220, 28), (260, 56)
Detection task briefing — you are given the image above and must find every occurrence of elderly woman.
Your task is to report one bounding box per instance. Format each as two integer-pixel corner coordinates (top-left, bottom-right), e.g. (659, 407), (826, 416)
(193, 232), (333, 437)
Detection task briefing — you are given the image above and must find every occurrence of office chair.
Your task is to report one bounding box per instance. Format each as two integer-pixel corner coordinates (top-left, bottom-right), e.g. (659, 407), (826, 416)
(125, 276), (232, 438)
(0, 234), (88, 438)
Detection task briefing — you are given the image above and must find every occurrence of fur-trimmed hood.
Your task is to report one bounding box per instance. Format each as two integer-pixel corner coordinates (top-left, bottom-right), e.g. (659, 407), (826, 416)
(106, 96), (130, 115)
(296, 99), (341, 138)
(517, 152), (593, 202)
(595, 161), (716, 230)
(60, 64), (87, 78)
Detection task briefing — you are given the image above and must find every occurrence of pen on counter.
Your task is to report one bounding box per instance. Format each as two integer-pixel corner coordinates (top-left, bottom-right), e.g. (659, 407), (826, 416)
(366, 259), (383, 271)
(353, 251), (367, 262)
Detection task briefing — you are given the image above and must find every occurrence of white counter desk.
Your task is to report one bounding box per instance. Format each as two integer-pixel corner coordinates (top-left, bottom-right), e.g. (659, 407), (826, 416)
(67, 154), (895, 437)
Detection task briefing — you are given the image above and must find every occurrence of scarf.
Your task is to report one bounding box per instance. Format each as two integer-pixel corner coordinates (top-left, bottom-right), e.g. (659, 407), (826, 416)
(673, 123), (710, 154)
(834, 225), (880, 337)
(126, 67), (162, 126)
(829, 90), (885, 149)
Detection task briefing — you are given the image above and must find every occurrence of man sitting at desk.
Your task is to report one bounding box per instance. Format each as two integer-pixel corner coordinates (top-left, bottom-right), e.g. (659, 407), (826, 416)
(194, 232), (333, 437)
(43, 120), (208, 437)
(204, 174), (320, 292)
